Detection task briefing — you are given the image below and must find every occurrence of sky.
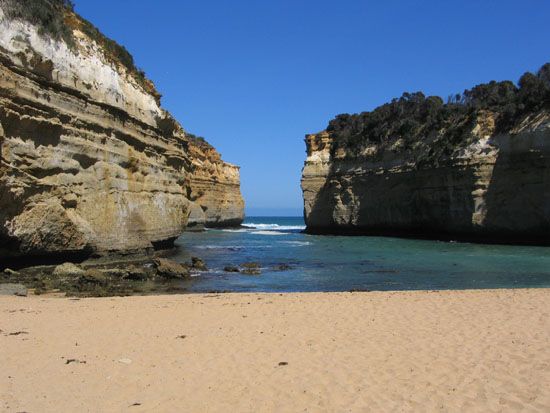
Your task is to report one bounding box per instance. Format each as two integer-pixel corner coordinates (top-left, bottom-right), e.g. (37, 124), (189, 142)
(74, 0), (550, 216)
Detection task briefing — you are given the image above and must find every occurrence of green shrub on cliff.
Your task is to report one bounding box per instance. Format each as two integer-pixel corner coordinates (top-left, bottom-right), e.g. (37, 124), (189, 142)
(1, 0), (157, 99)
(1, 0), (75, 44)
(328, 62), (550, 153)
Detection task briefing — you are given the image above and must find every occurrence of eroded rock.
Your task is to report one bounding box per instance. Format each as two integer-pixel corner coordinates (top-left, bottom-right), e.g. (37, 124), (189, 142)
(0, 3), (243, 259)
(301, 106), (550, 243)
(191, 256), (207, 271)
(185, 135), (245, 228)
(240, 262), (261, 275)
(53, 263), (85, 278)
(153, 258), (190, 279)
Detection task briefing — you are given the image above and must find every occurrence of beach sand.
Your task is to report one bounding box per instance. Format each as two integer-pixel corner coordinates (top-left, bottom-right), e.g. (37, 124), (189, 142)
(1, 289), (549, 412)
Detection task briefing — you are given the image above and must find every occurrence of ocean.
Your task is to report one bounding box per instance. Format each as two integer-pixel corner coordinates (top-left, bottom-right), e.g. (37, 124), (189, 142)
(173, 216), (550, 292)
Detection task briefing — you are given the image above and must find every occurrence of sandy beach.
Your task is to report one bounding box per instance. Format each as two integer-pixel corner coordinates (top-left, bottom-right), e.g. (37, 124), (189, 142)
(1, 289), (549, 412)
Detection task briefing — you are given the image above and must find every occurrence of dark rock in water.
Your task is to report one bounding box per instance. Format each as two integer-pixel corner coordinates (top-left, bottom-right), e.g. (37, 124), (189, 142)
(273, 264), (292, 271)
(123, 265), (149, 281)
(191, 257), (207, 271)
(153, 258), (190, 279)
(53, 263), (85, 278)
(0, 283), (27, 296)
(241, 269), (261, 275)
(223, 265), (240, 273)
(241, 262), (260, 269)
(241, 262), (261, 275)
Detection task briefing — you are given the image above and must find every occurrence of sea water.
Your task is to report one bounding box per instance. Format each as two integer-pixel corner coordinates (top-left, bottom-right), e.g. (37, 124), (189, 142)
(173, 216), (550, 292)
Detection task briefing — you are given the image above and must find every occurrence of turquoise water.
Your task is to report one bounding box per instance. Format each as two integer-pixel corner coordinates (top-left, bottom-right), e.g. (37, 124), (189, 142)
(174, 217), (550, 292)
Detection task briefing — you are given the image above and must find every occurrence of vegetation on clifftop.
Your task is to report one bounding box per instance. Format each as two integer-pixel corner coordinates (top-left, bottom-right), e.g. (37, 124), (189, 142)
(327, 63), (550, 155)
(185, 133), (214, 149)
(1, 0), (159, 100)
(1, 0), (75, 42)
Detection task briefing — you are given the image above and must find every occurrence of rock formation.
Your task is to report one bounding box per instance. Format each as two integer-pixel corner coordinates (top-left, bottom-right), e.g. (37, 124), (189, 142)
(185, 135), (244, 229)
(302, 67), (550, 244)
(0, 1), (243, 260)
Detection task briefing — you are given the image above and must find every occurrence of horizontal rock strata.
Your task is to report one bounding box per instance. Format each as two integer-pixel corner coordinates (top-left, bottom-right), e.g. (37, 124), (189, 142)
(302, 97), (550, 244)
(185, 136), (244, 228)
(0, 4), (243, 260)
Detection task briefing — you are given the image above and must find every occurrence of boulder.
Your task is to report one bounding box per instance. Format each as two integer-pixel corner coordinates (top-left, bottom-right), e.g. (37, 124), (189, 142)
(153, 258), (190, 279)
(123, 265), (150, 281)
(78, 269), (109, 286)
(240, 262), (261, 275)
(191, 257), (207, 271)
(53, 263), (85, 278)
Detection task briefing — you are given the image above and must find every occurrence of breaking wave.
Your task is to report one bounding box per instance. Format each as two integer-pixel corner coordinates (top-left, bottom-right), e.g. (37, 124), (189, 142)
(280, 241), (312, 246)
(250, 230), (285, 236)
(242, 223), (306, 231)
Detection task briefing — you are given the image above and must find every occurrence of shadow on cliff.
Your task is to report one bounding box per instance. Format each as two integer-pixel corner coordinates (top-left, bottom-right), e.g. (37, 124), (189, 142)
(305, 159), (479, 239)
(306, 135), (550, 245)
(483, 133), (550, 244)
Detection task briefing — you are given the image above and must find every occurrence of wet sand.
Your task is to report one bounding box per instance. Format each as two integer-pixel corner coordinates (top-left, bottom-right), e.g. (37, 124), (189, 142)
(1, 289), (549, 412)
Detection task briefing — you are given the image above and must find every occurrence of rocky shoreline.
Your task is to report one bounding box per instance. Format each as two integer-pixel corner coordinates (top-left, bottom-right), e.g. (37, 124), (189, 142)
(0, 253), (209, 297)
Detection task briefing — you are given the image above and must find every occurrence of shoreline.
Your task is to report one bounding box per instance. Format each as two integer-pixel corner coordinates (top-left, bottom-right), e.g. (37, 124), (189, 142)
(304, 225), (550, 246)
(2, 288), (549, 411)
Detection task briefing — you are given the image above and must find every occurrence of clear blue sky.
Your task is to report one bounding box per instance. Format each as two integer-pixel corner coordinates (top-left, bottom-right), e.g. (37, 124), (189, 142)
(75, 0), (550, 216)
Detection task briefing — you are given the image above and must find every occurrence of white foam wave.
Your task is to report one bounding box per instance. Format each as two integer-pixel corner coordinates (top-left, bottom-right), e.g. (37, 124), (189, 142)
(195, 245), (245, 250)
(250, 230), (285, 236)
(280, 241), (312, 246)
(242, 223), (305, 231)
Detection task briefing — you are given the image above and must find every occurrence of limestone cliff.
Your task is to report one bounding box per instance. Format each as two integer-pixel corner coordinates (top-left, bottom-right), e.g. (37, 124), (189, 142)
(185, 135), (244, 228)
(0, 1), (243, 259)
(302, 67), (550, 244)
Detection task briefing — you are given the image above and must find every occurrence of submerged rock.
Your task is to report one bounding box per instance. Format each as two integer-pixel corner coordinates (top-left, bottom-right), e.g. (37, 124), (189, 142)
(153, 258), (190, 279)
(273, 264), (292, 271)
(240, 262), (261, 275)
(123, 265), (150, 281)
(223, 265), (240, 273)
(78, 269), (109, 286)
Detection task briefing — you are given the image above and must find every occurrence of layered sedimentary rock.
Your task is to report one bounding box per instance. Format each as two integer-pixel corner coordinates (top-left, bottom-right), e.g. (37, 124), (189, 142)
(302, 91), (550, 243)
(185, 135), (244, 228)
(0, 4), (243, 259)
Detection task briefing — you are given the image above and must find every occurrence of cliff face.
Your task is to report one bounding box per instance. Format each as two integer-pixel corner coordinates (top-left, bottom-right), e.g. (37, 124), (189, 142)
(302, 87), (550, 243)
(185, 135), (244, 228)
(0, 4), (243, 259)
